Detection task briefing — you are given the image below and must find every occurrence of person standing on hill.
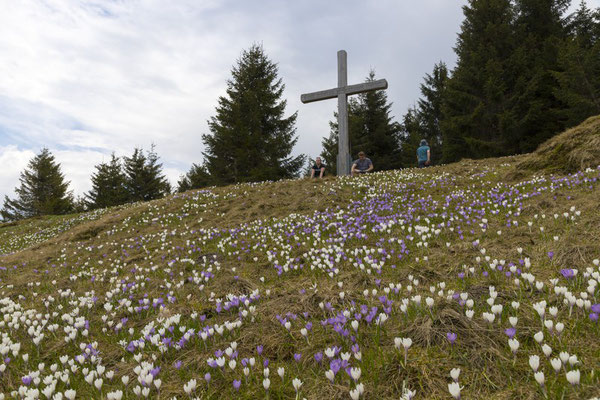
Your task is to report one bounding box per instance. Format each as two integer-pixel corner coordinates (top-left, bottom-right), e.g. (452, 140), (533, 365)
(310, 157), (326, 179)
(417, 139), (431, 168)
(351, 151), (374, 176)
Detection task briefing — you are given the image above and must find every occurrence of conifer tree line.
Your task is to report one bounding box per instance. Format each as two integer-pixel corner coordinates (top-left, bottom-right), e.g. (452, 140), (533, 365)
(1, 146), (170, 221)
(3, 2), (600, 220)
(404, 0), (600, 163)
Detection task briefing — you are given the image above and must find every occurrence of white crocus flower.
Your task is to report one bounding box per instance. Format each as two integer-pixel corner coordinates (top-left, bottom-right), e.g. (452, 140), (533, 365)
(528, 355), (540, 372)
(292, 378), (303, 391)
(566, 370), (580, 385)
(534, 371), (545, 386)
(550, 358), (562, 373)
(450, 368), (460, 382)
(508, 338), (519, 354)
(448, 382), (462, 399)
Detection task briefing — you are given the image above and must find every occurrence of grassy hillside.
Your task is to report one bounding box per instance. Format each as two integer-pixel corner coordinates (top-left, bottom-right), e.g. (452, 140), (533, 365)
(1, 118), (600, 399)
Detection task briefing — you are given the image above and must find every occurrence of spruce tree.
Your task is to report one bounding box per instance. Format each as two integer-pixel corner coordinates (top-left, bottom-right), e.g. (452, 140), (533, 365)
(321, 71), (401, 172)
(202, 44), (304, 185)
(510, 0), (571, 152)
(1, 148), (74, 221)
(85, 153), (129, 210)
(553, 1), (600, 126)
(123, 146), (170, 202)
(398, 107), (425, 168)
(417, 62), (449, 165)
(177, 163), (212, 192)
(321, 100), (362, 175)
(441, 0), (517, 163)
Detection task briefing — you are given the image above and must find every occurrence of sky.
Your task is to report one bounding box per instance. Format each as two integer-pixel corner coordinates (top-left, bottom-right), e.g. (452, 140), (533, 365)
(1, 0), (598, 202)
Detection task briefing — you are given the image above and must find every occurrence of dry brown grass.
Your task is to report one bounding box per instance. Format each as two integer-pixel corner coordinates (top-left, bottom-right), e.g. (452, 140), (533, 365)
(517, 115), (600, 174)
(2, 118), (600, 400)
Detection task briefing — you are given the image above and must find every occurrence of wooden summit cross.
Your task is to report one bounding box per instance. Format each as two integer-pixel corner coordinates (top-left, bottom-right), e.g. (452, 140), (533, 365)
(301, 50), (388, 175)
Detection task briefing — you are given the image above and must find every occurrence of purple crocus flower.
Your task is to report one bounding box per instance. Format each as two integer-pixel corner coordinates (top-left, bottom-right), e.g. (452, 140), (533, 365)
(504, 328), (516, 338)
(591, 304), (600, 314)
(458, 272), (465, 279)
(263, 359), (269, 368)
(256, 345), (263, 355)
(233, 380), (241, 391)
(173, 360), (182, 370)
(294, 353), (302, 362)
(22, 376), (32, 386)
(560, 269), (575, 279)
(330, 359), (342, 374)
(204, 373), (211, 383)
(446, 332), (457, 344)
(590, 313), (599, 322)
(547, 251), (554, 260)
(314, 352), (323, 363)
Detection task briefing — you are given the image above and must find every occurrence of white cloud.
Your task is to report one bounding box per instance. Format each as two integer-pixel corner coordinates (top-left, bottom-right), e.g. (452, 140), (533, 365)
(1, 0), (598, 202)
(0, 146), (36, 199)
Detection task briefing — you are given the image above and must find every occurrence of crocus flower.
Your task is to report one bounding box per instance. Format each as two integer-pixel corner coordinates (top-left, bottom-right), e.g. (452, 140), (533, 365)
(508, 338), (519, 354)
(292, 378), (303, 392)
(448, 382), (462, 399)
(534, 371), (545, 386)
(314, 352), (323, 363)
(233, 379), (241, 391)
(528, 355), (540, 372)
(450, 368), (460, 382)
(504, 328), (516, 339)
(446, 332), (457, 344)
(566, 370), (580, 385)
(560, 269), (575, 279)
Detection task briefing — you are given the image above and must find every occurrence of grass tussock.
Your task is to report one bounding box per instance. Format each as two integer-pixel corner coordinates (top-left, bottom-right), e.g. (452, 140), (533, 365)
(517, 115), (600, 173)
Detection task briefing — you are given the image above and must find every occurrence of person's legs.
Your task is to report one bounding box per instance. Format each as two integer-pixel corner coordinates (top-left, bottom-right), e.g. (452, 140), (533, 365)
(418, 160), (426, 168)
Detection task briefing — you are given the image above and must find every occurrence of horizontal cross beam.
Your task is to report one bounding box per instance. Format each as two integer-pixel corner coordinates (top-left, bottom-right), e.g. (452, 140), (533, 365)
(300, 79), (388, 104)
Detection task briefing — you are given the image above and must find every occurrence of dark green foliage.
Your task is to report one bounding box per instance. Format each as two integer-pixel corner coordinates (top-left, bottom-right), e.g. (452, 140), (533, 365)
(202, 44), (305, 185)
(553, 1), (600, 126)
(177, 163), (212, 192)
(1, 148), (74, 221)
(509, 0), (571, 153)
(321, 71), (401, 172)
(123, 146), (171, 202)
(399, 62), (449, 167)
(398, 107), (427, 168)
(417, 62), (448, 165)
(420, 0), (600, 163)
(441, 0), (518, 162)
(85, 153), (129, 210)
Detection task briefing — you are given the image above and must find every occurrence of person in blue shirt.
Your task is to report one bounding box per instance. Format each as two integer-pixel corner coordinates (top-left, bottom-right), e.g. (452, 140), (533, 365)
(351, 151), (374, 176)
(416, 139), (431, 168)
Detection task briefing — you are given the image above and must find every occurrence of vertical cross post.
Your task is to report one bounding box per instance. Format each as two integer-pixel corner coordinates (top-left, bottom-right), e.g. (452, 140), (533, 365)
(301, 50), (388, 176)
(336, 50), (351, 176)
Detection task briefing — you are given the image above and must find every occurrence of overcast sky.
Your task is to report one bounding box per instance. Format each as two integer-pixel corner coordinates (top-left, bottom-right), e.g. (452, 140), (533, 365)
(1, 0), (598, 202)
